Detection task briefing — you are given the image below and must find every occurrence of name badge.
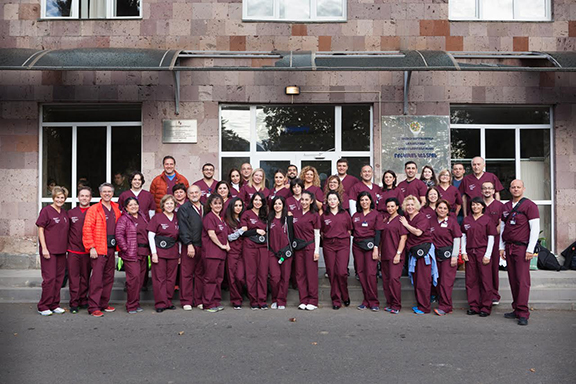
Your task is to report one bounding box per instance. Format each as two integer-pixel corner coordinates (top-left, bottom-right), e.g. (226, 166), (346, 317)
(361, 221), (368, 227)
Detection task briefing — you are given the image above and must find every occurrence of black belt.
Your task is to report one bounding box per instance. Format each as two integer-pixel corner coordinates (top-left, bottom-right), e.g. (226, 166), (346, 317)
(511, 241), (528, 247)
(138, 243), (149, 248)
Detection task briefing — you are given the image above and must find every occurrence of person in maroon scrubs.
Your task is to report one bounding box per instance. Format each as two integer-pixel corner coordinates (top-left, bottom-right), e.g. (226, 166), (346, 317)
(420, 187), (440, 222)
(286, 178), (304, 218)
(398, 161), (427, 205)
(459, 156), (504, 217)
(400, 195), (435, 314)
(377, 170), (404, 214)
(437, 169), (462, 217)
(300, 166), (324, 212)
(240, 192), (269, 310)
(115, 197), (148, 314)
(147, 195), (180, 313)
(322, 175), (350, 212)
(268, 170), (291, 206)
(67, 186), (92, 314)
(227, 168), (242, 197)
(461, 197), (497, 317)
(240, 162), (253, 186)
(239, 168), (270, 206)
(267, 196), (293, 310)
(379, 197), (408, 314)
(336, 158), (359, 194)
(118, 171), (156, 220)
(202, 195), (230, 312)
(482, 181), (504, 305)
(431, 200), (462, 316)
(420, 165), (438, 188)
(215, 181), (232, 216)
(351, 191), (382, 311)
(36, 186), (70, 316)
(194, 163), (218, 204)
(224, 197), (245, 309)
(348, 165), (381, 215)
(293, 191), (321, 310)
(321, 191), (352, 310)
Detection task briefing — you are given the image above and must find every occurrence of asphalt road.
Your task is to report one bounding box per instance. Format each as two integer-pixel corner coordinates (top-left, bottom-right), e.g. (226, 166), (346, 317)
(1, 304), (575, 384)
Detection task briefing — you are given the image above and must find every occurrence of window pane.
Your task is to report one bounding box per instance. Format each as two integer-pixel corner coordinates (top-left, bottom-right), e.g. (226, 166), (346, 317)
(482, 0), (513, 20)
(280, 0), (310, 19)
(42, 127), (72, 198)
(537, 205), (552, 249)
(450, 129), (480, 160)
(515, 0), (546, 19)
(115, 0), (140, 17)
(77, 127), (107, 194)
(486, 129), (515, 159)
(247, 0), (273, 17)
(317, 0), (342, 17)
(256, 106), (335, 152)
(45, 0), (72, 17)
(346, 157), (371, 181)
(260, 160), (291, 189)
(112, 127), (141, 197)
(521, 129), (551, 200)
(43, 104), (141, 122)
(520, 129), (550, 159)
(449, 0), (476, 19)
(450, 106), (550, 125)
(221, 157), (251, 181)
(342, 105), (371, 152)
(221, 106), (250, 152)
(486, 160), (515, 200)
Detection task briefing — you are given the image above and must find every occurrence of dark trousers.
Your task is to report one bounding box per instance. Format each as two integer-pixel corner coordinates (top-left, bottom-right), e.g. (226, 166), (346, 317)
(436, 258), (458, 313)
(491, 245), (501, 301)
(124, 257), (146, 311)
(505, 244), (531, 319)
(381, 257), (404, 311)
(67, 252), (90, 308)
(227, 248), (245, 307)
(38, 253), (67, 311)
(323, 238), (350, 306)
(203, 258), (225, 309)
(151, 257), (178, 309)
(413, 257), (432, 313)
(269, 252), (293, 306)
(353, 245), (379, 308)
(295, 247), (319, 306)
(465, 248), (494, 314)
(180, 245), (204, 307)
(244, 242), (269, 307)
(88, 248), (115, 314)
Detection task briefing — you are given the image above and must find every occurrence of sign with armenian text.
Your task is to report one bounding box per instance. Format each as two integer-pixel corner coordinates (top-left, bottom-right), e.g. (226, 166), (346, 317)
(162, 120), (198, 143)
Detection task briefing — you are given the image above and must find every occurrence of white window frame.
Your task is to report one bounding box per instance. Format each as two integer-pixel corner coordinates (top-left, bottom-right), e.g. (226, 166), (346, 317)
(449, 0), (551, 22)
(242, 0), (347, 22)
(219, 104), (372, 178)
(39, 108), (142, 210)
(41, 0), (143, 20)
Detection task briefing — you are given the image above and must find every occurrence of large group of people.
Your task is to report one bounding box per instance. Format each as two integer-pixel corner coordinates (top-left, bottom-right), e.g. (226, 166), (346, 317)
(36, 155), (540, 325)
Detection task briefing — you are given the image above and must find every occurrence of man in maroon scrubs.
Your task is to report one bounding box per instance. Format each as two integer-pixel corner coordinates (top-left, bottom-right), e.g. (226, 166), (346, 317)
(194, 163), (218, 204)
(118, 171), (156, 220)
(241, 162), (253, 185)
(348, 164), (381, 215)
(459, 156), (503, 217)
(500, 180), (540, 326)
(397, 161), (427, 205)
(336, 158), (359, 194)
(67, 186), (92, 313)
(286, 164), (298, 183)
(482, 181), (505, 305)
(150, 156), (190, 213)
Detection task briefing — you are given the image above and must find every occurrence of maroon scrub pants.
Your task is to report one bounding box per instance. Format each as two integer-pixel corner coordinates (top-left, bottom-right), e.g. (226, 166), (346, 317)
(436, 258), (457, 313)
(123, 257), (146, 311)
(413, 256), (432, 313)
(180, 245), (204, 307)
(381, 257), (404, 311)
(88, 248), (116, 314)
(465, 248), (493, 314)
(505, 244), (531, 319)
(38, 253), (67, 312)
(295, 246), (319, 306)
(227, 248), (244, 307)
(323, 238), (351, 307)
(352, 245), (379, 308)
(269, 252), (293, 307)
(203, 258), (225, 309)
(67, 252), (90, 308)
(244, 241), (269, 307)
(491, 245), (501, 302)
(151, 257), (178, 309)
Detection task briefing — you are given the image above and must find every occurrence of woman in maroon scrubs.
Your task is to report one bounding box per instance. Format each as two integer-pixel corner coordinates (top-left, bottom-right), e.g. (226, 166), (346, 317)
(239, 168), (269, 206)
(420, 165), (438, 188)
(215, 180), (232, 215)
(147, 194), (180, 313)
(431, 200), (462, 316)
(293, 191), (321, 310)
(420, 187), (440, 222)
(36, 186), (70, 316)
(380, 197), (408, 314)
(202, 195), (230, 312)
(351, 191), (382, 311)
(461, 197), (497, 317)
(286, 178), (304, 218)
(322, 175), (350, 212)
(240, 192), (269, 310)
(268, 196), (293, 310)
(437, 169), (462, 216)
(228, 168), (242, 197)
(268, 170), (291, 206)
(115, 197), (149, 314)
(377, 170), (404, 214)
(224, 197), (245, 309)
(300, 166), (324, 212)
(400, 195), (435, 315)
(321, 191), (352, 310)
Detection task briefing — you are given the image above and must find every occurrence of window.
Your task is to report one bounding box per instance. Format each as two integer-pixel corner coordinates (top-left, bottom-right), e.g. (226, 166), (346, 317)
(43, 0), (141, 19)
(243, 0), (346, 22)
(40, 105), (142, 208)
(450, 105), (554, 249)
(449, 0), (551, 21)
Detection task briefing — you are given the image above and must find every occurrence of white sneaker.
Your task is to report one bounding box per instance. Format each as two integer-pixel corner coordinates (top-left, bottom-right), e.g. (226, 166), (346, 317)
(271, 302), (278, 309)
(298, 303), (306, 310)
(183, 305), (192, 311)
(196, 304), (203, 310)
(52, 307), (65, 314)
(305, 304), (318, 311)
(492, 300), (500, 306)
(278, 305), (286, 310)
(38, 310), (52, 316)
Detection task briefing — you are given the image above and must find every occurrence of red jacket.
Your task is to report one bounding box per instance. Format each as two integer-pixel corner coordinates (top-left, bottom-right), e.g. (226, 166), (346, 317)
(149, 171), (189, 212)
(82, 201), (121, 255)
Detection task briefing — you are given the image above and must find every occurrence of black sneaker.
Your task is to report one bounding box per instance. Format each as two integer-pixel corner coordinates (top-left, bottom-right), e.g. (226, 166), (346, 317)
(466, 309), (480, 315)
(343, 300), (350, 307)
(504, 312), (517, 319)
(260, 304), (268, 310)
(332, 305), (340, 310)
(479, 311), (490, 317)
(167, 305), (177, 310)
(517, 317), (528, 326)
(70, 307), (79, 314)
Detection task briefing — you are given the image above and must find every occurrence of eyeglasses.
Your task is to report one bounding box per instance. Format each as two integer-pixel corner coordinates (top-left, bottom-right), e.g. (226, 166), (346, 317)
(481, 187), (494, 190)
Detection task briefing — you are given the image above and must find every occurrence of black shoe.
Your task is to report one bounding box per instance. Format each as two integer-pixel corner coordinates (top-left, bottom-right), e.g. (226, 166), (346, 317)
(79, 304), (89, 310)
(156, 308), (165, 313)
(479, 311), (490, 317)
(466, 309), (480, 315)
(70, 307), (79, 314)
(517, 317), (528, 326)
(343, 300), (350, 307)
(504, 312), (517, 319)
(167, 305), (176, 310)
(332, 305), (340, 310)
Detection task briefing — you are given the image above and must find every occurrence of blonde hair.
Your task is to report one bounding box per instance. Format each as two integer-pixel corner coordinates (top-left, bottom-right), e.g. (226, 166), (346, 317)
(249, 168), (266, 189)
(300, 166), (321, 187)
(323, 175), (344, 204)
(51, 186), (69, 199)
(438, 169), (452, 183)
(402, 195), (421, 212)
(160, 194), (176, 211)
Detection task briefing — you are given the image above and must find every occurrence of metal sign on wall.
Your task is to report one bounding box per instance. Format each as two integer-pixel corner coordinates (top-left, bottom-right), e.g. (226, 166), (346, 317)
(162, 120), (198, 143)
(381, 116), (451, 173)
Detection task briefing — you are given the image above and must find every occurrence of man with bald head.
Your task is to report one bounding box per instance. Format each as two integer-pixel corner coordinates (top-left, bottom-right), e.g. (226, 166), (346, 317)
(499, 179), (540, 326)
(459, 156), (503, 217)
(177, 185), (205, 310)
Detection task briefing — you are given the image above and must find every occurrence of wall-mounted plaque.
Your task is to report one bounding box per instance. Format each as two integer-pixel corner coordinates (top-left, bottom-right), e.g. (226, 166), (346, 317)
(162, 120), (197, 143)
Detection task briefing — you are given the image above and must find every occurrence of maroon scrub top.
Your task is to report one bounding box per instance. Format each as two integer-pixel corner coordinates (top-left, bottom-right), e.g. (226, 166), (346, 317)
(461, 214), (498, 250)
(405, 212), (432, 249)
(104, 205), (116, 236)
(286, 196), (303, 218)
(230, 186), (240, 198)
(268, 217), (290, 252)
(194, 179), (218, 203)
(304, 185), (324, 205)
(437, 185), (462, 209)
(239, 185), (270, 206)
(36, 205), (69, 255)
(351, 210), (383, 240)
(348, 182), (381, 203)
(485, 199), (504, 229)
(240, 209), (267, 232)
(501, 199), (539, 245)
(340, 174), (359, 194)
(118, 189), (156, 220)
(133, 214), (150, 257)
(459, 172), (504, 201)
(202, 211), (229, 260)
(228, 218), (243, 254)
(322, 192), (350, 212)
(321, 210), (352, 239)
(380, 214), (409, 260)
(147, 212), (179, 259)
(397, 178), (428, 199)
(268, 187), (292, 207)
(376, 188), (404, 212)
(67, 206), (88, 254)
(293, 211), (321, 243)
(420, 206), (436, 222)
(430, 216), (462, 249)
